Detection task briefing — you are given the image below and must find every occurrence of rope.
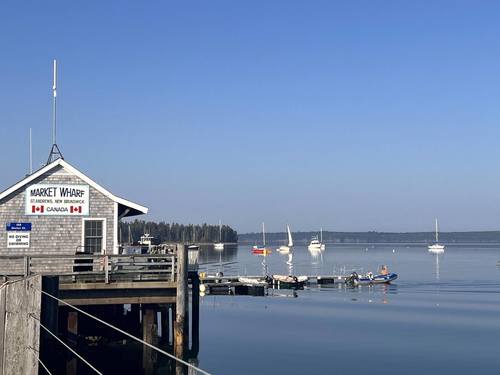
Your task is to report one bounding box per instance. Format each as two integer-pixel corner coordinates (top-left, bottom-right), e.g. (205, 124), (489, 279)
(35, 317), (103, 375)
(38, 358), (54, 375)
(38, 289), (212, 375)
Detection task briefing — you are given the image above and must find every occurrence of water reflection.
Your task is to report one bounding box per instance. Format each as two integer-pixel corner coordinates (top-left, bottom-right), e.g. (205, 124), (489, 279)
(286, 252), (294, 275)
(197, 245), (238, 275)
(435, 253), (441, 281)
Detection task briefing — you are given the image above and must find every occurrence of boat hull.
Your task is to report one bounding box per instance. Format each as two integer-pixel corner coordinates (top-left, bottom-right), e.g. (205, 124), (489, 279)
(277, 246), (291, 253)
(428, 244), (445, 253)
(353, 273), (398, 286)
(252, 246), (271, 255)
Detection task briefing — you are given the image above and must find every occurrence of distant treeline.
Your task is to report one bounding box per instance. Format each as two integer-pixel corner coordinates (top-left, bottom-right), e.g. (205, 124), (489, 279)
(238, 230), (500, 244)
(120, 220), (238, 244)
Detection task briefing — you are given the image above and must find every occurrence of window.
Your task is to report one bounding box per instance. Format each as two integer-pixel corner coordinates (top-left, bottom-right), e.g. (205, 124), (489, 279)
(83, 219), (105, 254)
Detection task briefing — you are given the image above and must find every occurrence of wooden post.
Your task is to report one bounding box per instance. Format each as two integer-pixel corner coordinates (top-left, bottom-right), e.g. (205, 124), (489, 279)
(142, 306), (157, 375)
(175, 243), (188, 357)
(159, 305), (170, 345)
(67, 312), (78, 345)
(41, 276), (59, 335)
(189, 272), (200, 357)
(0, 286), (6, 375)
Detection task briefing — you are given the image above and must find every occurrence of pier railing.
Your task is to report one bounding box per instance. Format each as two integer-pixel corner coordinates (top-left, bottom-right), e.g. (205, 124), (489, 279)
(0, 254), (177, 283)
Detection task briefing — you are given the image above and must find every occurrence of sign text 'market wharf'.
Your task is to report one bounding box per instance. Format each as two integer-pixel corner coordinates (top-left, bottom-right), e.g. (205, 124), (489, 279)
(25, 184), (90, 216)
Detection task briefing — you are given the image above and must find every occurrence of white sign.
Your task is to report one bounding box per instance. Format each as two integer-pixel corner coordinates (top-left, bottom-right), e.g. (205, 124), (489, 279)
(25, 184), (90, 216)
(7, 232), (30, 248)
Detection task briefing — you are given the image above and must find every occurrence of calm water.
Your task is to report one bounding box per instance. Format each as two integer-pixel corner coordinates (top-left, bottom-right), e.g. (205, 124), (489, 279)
(196, 244), (500, 375)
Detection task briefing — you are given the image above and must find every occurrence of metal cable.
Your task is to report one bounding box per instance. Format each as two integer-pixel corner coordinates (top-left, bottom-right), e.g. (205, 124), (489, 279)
(38, 289), (211, 375)
(38, 357), (53, 375)
(35, 318), (103, 375)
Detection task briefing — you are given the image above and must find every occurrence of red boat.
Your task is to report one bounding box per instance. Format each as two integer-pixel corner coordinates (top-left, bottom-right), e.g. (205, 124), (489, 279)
(252, 222), (272, 255)
(252, 246), (271, 255)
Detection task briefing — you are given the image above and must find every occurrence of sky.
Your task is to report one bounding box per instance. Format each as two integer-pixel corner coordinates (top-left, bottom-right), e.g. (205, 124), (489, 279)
(1, 1), (500, 233)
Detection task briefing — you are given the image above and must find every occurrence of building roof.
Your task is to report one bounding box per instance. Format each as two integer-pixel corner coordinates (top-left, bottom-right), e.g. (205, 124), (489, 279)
(0, 159), (148, 217)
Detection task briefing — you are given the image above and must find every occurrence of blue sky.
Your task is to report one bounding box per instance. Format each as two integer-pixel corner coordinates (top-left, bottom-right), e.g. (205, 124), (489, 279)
(1, 1), (500, 233)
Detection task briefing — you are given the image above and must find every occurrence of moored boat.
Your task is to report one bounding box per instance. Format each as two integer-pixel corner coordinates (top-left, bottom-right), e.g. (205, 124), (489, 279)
(214, 219), (224, 250)
(252, 222), (271, 255)
(277, 225), (293, 253)
(428, 219), (445, 253)
(271, 274), (307, 284)
(238, 277), (268, 285)
(308, 228), (326, 251)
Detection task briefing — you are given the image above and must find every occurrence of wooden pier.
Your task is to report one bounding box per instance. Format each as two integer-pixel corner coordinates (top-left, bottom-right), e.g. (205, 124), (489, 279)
(0, 244), (201, 375)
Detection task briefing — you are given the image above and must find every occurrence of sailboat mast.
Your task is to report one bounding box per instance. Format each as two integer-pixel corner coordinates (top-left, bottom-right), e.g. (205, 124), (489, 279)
(320, 228), (323, 243)
(262, 222), (266, 246)
(435, 219), (439, 243)
(219, 219), (222, 242)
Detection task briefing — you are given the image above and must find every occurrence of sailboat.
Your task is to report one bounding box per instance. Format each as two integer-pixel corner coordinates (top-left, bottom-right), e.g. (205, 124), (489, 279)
(308, 228), (326, 251)
(214, 219), (224, 250)
(428, 218), (445, 253)
(252, 222), (272, 255)
(188, 225), (199, 250)
(277, 225), (293, 253)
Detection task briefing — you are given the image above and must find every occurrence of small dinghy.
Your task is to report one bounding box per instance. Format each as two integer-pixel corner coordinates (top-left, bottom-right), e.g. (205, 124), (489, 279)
(271, 275), (308, 288)
(272, 275), (298, 283)
(345, 270), (398, 286)
(238, 277), (267, 285)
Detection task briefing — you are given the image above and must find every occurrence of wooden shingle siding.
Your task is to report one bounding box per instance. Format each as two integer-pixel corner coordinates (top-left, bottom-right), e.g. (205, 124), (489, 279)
(0, 165), (115, 273)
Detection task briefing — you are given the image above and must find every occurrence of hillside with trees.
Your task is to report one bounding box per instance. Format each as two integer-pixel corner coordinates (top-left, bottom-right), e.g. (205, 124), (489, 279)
(120, 220), (238, 244)
(238, 230), (500, 244)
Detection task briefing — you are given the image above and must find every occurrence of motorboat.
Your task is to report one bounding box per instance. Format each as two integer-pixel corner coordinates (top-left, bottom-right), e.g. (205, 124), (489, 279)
(345, 270), (398, 286)
(308, 228), (326, 251)
(308, 237), (322, 251)
(277, 225), (293, 253)
(428, 218), (445, 253)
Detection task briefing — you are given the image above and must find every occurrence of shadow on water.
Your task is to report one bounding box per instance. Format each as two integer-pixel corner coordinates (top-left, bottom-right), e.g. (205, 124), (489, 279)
(41, 303), (202, 375)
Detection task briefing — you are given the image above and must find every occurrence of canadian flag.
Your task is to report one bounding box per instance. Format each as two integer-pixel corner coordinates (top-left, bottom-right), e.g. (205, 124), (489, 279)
(32, 205), (44, 213)
(70, 206), (82, 214)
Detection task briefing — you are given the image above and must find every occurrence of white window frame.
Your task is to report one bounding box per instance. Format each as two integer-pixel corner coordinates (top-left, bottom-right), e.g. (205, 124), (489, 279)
(81, 218), (107, 254)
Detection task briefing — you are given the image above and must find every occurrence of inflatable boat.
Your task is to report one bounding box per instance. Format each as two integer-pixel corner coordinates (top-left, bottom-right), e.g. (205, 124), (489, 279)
(346, 272), (398, 286)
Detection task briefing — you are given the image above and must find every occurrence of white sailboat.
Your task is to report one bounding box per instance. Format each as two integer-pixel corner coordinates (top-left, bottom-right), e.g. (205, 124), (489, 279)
(308, 228), (326, 251)
(214, 219), (224, 250)
(428, 218), (445, 253)
(277, 225), (293, 253)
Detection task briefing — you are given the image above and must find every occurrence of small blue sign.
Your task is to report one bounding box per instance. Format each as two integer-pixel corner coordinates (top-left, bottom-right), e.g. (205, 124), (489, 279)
(6, 223), (32, 231)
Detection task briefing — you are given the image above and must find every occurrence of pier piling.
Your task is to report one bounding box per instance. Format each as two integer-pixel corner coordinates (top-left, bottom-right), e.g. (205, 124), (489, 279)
(175, 243), (188, 357)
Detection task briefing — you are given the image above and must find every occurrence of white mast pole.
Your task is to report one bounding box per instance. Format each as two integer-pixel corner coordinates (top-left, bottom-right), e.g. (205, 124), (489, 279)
(262, 222), (265, 246)
(29, 128), (33, 174)
(320, 227), (323, 243)
(52, 59), (57, 145)
(435, 218), (439, 243)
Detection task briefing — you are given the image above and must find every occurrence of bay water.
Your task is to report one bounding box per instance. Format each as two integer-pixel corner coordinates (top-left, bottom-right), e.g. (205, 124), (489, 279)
(196, 244), (500, 374)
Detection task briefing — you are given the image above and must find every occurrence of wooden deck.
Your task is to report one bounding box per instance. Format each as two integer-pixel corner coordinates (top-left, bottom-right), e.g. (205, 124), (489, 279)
(0, 253), (182, 305)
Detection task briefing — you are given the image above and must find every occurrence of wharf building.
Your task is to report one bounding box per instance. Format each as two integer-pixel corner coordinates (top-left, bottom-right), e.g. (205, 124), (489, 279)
(0, 158), (148, 261)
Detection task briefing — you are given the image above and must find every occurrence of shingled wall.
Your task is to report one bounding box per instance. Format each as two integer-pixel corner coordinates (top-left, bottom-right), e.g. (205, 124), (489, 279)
(0, 165), (115, 264)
